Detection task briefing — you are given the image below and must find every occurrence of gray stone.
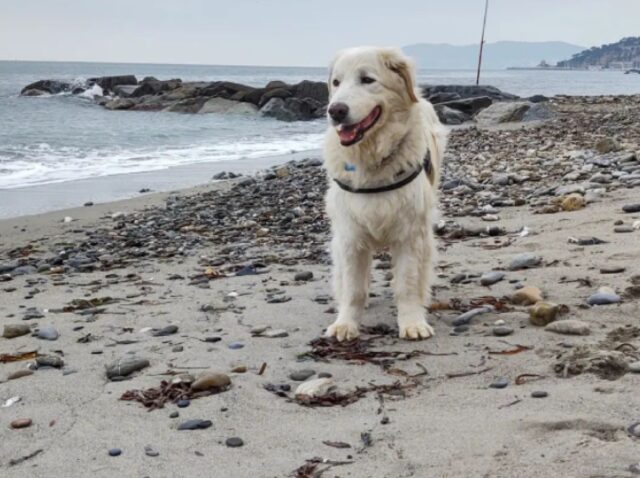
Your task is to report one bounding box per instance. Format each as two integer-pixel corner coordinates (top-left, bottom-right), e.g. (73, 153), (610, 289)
(198, 97), (258, 115)
(489, 378), (509, 389)
(294, 271), (313, 281)
(289, 369), (316, 381)
(106, 357), (150, 379)
(480, 271), (505, 286)
(263, 329), (289, 338)
(508, 253), (542, 271)
(452, 306), (494, 326)
(36, 326), (59, 341)
(623, 204), (640, 213)
(36, 355), (64, 368)
(545, 319), (591, 336)
(587, 292), (621, 306)
(492, 326), (514, 337)
(628, 361), (640, 374)
(475, 101), (532, 125)
(178, 419), (212, 430)
(531, 391), (548, 398)
(225, 437), (244, 447)
(3, 323), (30, 339)
(151, 325), (178, 336)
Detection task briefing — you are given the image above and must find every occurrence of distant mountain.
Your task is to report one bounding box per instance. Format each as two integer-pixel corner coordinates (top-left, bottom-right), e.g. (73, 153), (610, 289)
(403, 41), (585, 69)
(557, 37), (640, 69)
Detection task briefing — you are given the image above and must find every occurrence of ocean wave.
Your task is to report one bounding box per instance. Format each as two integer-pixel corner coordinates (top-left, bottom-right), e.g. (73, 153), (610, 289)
(0, 134), (323, 189)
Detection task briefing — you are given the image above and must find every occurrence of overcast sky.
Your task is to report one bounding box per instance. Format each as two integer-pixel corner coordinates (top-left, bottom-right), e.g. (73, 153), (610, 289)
(1, 0), (638, 66)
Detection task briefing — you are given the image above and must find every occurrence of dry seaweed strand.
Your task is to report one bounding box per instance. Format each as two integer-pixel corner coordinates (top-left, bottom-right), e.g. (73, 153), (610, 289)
(120, 380), (229, 410)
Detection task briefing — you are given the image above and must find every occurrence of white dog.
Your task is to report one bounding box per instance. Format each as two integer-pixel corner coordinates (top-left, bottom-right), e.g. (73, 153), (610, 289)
(323, 46), (447, 341)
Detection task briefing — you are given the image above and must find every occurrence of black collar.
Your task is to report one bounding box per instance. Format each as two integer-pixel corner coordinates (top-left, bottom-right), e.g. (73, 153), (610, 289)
(333, 151), (432, 194)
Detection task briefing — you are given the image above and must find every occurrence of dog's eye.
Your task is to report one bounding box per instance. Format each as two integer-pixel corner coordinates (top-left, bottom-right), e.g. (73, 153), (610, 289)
(332, 79), (340, 87)
(361, 76), (375, 84)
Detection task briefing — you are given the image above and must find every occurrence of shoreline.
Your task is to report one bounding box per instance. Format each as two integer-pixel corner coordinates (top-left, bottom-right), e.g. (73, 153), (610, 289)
(0, 149), (321, 220)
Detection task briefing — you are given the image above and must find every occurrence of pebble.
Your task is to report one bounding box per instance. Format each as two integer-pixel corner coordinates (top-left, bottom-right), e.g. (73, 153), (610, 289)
(545, 319), (591, 336)
(105, 357), (150, 380)
(177, 399), (190, 408)
(511, 285), (543, 305)
(178, 419), (212, 430)
(151, 325), (178, 336)
(600, 265), (626, 274)
(225, 437), (244, 448)
(11, 418), (32, 429)
(36, 325), (59, 340)
(231, 366), (247, 373)
(508, 253), (541, 271)
(172, 345), (184, 352)
(144, 446), (159, 457)
(263, 329), (289, 338)
(628, 361), (640, 374)
(587, 292), (621, 306)
(531, 391), (548, 398)
(529, 302), (560, 326)
(191, 372), (231, 391)
(492, 326), (514, 337)
(289, 369), (316, 381)
(108, 448), (122, 457)
(2, 323), (30, 338)
(489, 378), (509, 389)
(627, 422), (640, 438)
(169, 411), (179, 418)
(228, 342), (244, 349)
(629, 463), (640, 475)
(294, 271), (313, 281)
(453, 325), (469, 334)
(560, 193), (585, 211)
(622, 203), (640, 213)
(294, 378), (334, 398)
(452, 306), (494, 326)
(480, 271), (505, 286)
(8, 369), (34, 380)
(614, 226), (635, 233)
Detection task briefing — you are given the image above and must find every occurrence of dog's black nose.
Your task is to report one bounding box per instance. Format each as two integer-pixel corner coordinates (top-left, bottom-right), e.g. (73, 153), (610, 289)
(328, 102), (349, 122)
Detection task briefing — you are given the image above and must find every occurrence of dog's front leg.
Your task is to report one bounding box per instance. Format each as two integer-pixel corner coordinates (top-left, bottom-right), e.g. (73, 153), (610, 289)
(326, 235), (371, 341)
(391, 239), (435, 340)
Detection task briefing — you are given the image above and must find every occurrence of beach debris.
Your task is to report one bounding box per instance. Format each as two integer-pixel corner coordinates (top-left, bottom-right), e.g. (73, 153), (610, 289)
(295, 378), (334, 398)
(529, 302), (567, 326)
(488, 344), (532, 355)
(515, 374), (545, 385)
(511, 285), (543, 305)
(0, 350), (37, 363)
(8, 449), (43, 467)
(2, 396), (21, 408)
(322, 441), (351, 449)
(293, 457), (354, 478)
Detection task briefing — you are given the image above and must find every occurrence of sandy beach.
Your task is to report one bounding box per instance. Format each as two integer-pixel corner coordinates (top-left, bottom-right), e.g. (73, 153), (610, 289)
(1, 95), (640, 478)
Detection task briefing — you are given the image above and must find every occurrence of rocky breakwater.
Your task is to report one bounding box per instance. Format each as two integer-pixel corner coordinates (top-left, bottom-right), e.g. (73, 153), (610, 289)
(20, 75), (330, 122)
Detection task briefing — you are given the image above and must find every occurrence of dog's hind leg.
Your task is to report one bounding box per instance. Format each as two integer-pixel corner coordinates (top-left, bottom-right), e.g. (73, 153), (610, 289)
(326, 236), (371, 341)
(391, 233), (435, 340)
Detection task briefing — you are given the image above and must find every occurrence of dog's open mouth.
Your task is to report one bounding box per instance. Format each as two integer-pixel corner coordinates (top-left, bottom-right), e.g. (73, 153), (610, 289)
(337, 106), (381, 146)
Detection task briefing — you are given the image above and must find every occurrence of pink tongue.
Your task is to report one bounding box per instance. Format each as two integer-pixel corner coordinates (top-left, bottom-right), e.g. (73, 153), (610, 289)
(339, 127), (358, 143)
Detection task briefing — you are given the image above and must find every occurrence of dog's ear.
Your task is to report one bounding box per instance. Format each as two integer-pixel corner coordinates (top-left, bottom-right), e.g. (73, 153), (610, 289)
(381, 50), (419, 103)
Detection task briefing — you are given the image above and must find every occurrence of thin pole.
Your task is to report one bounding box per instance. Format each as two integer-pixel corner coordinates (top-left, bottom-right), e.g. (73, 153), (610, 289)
(476, 0), (489, 85)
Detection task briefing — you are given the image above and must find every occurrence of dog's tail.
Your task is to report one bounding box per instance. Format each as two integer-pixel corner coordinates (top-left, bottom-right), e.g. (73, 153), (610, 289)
(421, 102), (448, 189)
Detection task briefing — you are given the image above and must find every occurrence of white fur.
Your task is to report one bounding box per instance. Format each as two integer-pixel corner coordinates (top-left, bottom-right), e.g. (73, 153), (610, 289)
(323, 46), (448, 341)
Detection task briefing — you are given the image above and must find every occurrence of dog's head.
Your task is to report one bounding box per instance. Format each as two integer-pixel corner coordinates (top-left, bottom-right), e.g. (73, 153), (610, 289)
(327, 47), (419, 147)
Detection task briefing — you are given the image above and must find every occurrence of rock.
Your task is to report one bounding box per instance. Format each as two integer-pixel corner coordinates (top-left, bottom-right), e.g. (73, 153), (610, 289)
(258, 87), (292, 107)
(489, 378), (509, 389)
(616, 226), (635, 233)
(88, 75), (137, 93)
(452, 306), (494, 326)
(480, 271), (505, 286)
(294, 271), (313, 281)
(622, 203), (640, 213)
(260, 97), (324, 121)
(595, 137), (621, 154)
(144, 446), (159, 457)
(290, 369), (316, 381)
(529, 302), (560, 326)
(600, 266), (625, 274)
(628, 361), (640, 373)
(560, 193), (586, 211)
(263, 329), (289, 338)
(228, 342), (244, 349)
(434, 104), (469, 125)
(587, 292), (621, 305)
(8, 369), (34, 380)
(104, 98), (136, 110)
(475, 101), (532, 125)
(439, 96), (493, 116)
(294, 378), (334, 398)
(112, 84), (139, 97)
(292, 80), (329, 103)
(3, 323), (30, 338)
(545, 319), (591, 336)
(20, 80), (72, 95)
(628, 422), (640, 438)
(511, 286), (543, 305)
(11, 418), (32, 429)
(191, 372), (231, 391)
(198, 97), (259, 115)
(105, 357), (150, 379)
(176, 399), (190, 408)
(421, 85), (518, 102)
(108, 448), (122, 457)
(492, 326), (514, 337)
(508, 253), (541, 271)
(531, 391), (548, 398)
(225, 437), (244, 448)
(36, 355), (64, 368)
(131, 77), (181, 97)
(36, 325), (59, 341)
(178, 419), (212, 430)
(151, 325), (178, 336)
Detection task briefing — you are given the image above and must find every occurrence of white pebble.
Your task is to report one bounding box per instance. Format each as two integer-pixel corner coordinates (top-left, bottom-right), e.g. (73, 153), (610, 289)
(295, 378), (334, 398)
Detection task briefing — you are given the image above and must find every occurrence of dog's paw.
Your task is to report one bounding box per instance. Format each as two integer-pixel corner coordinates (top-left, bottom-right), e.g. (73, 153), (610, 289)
(399, 318), (435, 340)
(326, 320), (360, 342)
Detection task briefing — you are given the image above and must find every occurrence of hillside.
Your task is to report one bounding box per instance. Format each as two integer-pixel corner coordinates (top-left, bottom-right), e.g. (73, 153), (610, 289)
(403, 41), (584, 69)
(557, 37), (640, 69)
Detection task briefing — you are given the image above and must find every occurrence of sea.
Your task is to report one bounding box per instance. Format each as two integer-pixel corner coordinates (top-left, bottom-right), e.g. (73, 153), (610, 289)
(0, 61), (638, 215)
